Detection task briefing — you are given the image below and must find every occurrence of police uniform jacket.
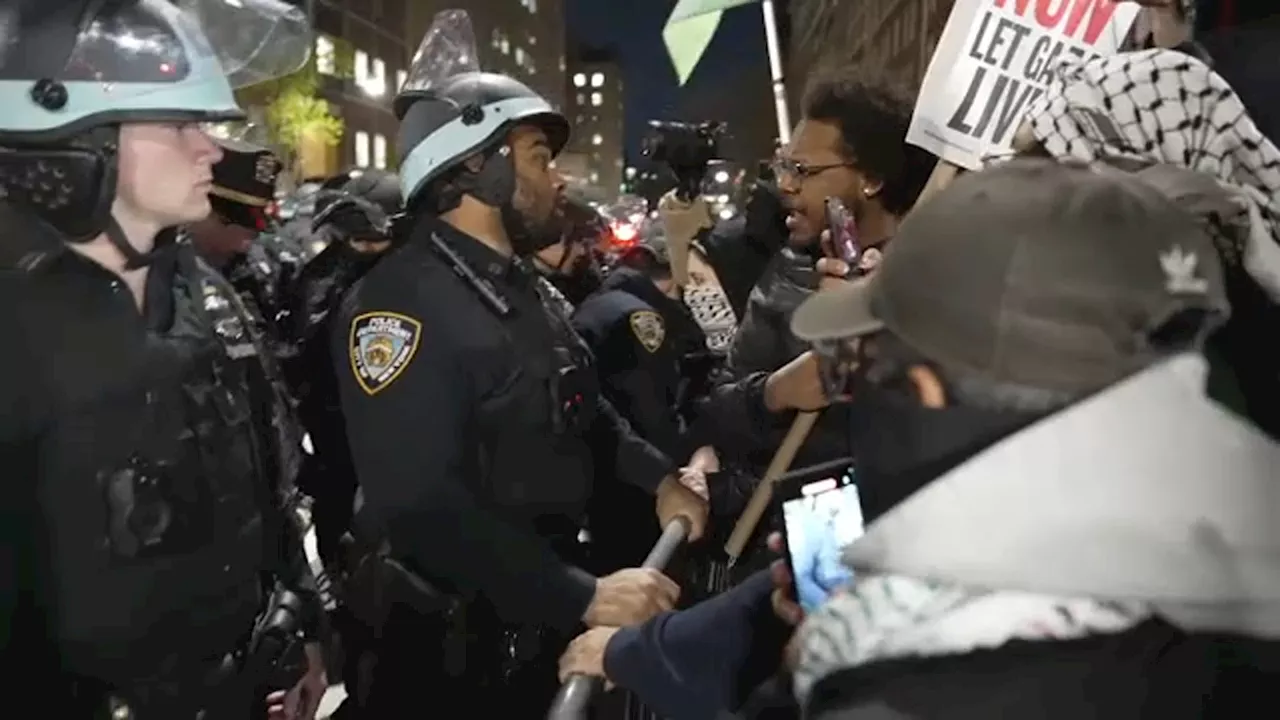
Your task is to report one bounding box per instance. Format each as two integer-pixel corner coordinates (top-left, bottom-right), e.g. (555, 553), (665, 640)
(331, 218), (674, 632)
(572, 267), (702, 460)
(0, 206), (311, 714)
(284, 238), (386, 561)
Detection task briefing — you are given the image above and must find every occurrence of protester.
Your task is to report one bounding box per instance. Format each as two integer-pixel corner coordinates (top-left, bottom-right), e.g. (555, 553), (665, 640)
(728, 70), (934, 377)
(789, 158), (1278, 717)
(1017, 48), (1280, 440)
(558, 157), (1280, 719)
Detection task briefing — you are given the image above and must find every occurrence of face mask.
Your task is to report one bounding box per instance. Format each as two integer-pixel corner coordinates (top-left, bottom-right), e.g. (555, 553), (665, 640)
(846, 374), (1035, 524)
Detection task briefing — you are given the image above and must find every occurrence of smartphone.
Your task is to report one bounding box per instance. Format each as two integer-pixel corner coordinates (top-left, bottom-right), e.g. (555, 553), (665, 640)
(776, 463), (865, 612)
(823, 197), (861, 267)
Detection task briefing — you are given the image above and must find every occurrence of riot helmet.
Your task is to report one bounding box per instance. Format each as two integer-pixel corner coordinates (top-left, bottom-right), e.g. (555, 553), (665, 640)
(0, 0), (310, 267)
(312, 168), (403, 241)
(394, 10), (568, 252)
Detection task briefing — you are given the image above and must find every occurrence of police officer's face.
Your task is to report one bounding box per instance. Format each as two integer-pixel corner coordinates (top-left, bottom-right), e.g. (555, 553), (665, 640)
(115, 122), (224, 229)
(509, 124), (564, 237)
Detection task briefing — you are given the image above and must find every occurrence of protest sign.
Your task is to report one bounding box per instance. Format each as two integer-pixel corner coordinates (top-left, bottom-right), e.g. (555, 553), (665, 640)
(908, 0), (1140, 169)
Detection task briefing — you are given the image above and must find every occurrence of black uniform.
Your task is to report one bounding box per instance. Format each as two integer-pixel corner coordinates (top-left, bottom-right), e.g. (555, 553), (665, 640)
(285, 240), (386, 564)
(572, 268), (703, 459)
(204, 139), (302, 353)
(331, 218), (673, 710)
(572, 268), (705, 569)
(0, 209), (317, 718)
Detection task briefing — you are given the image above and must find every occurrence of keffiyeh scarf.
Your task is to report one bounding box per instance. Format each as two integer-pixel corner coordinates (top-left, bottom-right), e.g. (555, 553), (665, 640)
(792, 573), (1151, 706)
(1023, 48), (1280, 299)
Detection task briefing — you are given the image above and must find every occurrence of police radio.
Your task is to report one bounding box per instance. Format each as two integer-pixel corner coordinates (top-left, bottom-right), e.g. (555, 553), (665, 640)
(549, 346), (588, 435)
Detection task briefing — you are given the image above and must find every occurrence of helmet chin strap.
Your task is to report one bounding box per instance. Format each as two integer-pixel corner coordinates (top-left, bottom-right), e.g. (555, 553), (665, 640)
(104, 215), (172, 270)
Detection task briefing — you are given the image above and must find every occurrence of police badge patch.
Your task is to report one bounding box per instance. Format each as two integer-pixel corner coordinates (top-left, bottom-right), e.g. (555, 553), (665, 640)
(349, 311), (422, 395)
(628, 310), (665, 353)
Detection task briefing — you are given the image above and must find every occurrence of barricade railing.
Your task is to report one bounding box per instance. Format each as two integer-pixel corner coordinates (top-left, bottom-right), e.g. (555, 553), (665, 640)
(545, 517), (690, 720)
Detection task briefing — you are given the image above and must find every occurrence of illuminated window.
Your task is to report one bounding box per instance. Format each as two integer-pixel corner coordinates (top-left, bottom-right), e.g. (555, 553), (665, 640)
(515, 47), (525, 65)
(316, 36), (335, 75)
(573, 73), (586, 88)
(355, 132), (370, 168)
(589, 171), (599, 183)
(590, 72), (604, 88)
(354, 50), (369, 85)
(592, 133), (603, 146)
(365, 58), (387, 97)
(374, 134), (387, 170)
(500, 36), (510, 54)
(590, 92), (602, 106)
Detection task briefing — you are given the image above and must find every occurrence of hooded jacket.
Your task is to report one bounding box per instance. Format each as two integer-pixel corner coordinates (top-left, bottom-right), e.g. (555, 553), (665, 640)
(795, 354), (1280, 718)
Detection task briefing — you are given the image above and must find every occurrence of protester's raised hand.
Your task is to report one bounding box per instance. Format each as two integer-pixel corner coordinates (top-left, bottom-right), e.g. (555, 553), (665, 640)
(764, 351), (842, 412)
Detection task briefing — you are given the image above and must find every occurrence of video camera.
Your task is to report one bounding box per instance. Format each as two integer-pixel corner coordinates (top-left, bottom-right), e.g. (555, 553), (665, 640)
(642, 119), (726, 201)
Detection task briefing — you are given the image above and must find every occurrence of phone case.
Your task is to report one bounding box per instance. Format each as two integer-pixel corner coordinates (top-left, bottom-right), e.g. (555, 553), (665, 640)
(824, 197), (861, 266)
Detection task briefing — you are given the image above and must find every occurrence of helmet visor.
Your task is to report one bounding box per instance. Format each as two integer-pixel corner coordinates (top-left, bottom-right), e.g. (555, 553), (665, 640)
(0, 0), (309, 90)
(401, 9), (480, 95)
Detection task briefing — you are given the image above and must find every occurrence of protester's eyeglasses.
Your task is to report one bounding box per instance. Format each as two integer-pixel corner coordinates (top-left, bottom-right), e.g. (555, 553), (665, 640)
(771, 157), (854, 181)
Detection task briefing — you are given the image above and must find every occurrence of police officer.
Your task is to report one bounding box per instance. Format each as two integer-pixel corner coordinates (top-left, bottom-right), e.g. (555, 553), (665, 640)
(187, 139), (302, 353)
(561, 232), (717, 572)
(0, 1), (325, 717)
(282, 168), (401, 713)
(330, 15), (709, 713)
(286, 168), (401, 568)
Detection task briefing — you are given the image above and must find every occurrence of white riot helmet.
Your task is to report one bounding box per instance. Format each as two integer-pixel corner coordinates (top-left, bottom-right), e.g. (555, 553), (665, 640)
(0, 0), (310, 266)
(393, 10), (569, 219)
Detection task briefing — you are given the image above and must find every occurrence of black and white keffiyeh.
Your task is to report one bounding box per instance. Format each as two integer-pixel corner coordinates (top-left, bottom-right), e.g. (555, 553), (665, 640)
(792, 574), (1150, 706)
(1023, 48), (1280, 299)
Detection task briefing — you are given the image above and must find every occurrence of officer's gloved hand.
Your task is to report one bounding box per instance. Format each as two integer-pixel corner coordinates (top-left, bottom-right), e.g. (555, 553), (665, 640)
(658, 190), (714, 246)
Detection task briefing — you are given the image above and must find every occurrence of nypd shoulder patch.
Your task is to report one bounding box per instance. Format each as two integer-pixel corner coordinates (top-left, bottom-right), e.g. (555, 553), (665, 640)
(628, 310), (665, 353)
(349, 311), (423, 395)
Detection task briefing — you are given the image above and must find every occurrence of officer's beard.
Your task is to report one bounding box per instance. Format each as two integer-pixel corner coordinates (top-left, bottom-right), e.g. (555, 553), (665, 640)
(503, 179), (561, 256)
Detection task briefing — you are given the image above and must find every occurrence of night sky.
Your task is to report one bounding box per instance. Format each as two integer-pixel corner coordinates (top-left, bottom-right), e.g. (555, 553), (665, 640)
(566, 0), (770, 163)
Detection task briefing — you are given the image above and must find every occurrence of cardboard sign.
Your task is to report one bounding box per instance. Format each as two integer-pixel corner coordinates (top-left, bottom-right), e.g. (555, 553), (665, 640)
(908, 0), (1140, 170)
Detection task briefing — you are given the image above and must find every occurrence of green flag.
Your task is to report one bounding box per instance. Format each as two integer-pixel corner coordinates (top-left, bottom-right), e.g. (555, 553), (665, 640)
(662, 0), (758, 86)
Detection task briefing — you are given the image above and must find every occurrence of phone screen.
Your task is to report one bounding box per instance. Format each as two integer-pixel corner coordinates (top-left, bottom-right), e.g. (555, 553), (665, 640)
(781, 471), (865, 611)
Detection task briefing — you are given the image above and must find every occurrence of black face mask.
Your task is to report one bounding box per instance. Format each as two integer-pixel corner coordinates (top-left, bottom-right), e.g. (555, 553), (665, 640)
(847, 375), (1037, 525)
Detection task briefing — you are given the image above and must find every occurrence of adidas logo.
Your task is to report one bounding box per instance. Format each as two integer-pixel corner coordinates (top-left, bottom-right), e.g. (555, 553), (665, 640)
(1159, 246), (1210, 295)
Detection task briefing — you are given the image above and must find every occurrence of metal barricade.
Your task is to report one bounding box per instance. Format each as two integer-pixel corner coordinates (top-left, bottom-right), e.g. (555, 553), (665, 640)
(545, 518), (690, 720)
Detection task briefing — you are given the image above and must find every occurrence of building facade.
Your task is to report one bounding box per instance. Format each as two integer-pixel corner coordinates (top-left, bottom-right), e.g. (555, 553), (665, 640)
(283, 0), (566, 180)
(303, 0), (414, 179)
(561, 46), (625, 198)
(787, 0), (954, 98)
